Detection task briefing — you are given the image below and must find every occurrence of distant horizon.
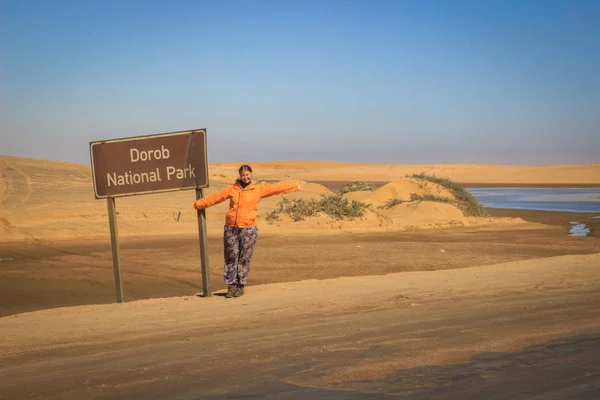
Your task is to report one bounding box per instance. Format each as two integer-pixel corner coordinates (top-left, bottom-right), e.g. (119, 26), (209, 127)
(1, 0), (599, 166)
(1, 152), (598, 168)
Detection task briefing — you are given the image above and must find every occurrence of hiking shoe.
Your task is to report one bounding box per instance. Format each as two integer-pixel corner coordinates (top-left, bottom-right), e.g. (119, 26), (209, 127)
(225, 284), (236, 298)
(233, 285), (245, 297)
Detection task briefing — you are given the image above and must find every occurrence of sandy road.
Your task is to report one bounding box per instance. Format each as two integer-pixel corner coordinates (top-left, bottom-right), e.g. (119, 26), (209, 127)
(2, 224), (599, 318)
(1, 253), (599, 399)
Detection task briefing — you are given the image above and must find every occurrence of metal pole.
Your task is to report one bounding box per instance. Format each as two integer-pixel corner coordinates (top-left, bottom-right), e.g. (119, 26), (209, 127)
(196, 188), (212, 297)
(107, 197), (124, 303)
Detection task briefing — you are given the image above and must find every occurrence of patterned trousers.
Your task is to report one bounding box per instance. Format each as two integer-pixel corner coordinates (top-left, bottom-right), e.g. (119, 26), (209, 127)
(223, 225), (259, 285)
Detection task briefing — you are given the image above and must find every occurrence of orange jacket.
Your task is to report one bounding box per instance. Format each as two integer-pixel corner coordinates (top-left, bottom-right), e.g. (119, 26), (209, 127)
(193, 181), (299, 228)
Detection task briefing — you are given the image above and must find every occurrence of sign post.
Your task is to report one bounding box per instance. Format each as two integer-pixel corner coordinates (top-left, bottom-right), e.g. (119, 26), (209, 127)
(196, 188), (211, 297)
(106, 197), (124, 302)
(90, 129), (210, 302)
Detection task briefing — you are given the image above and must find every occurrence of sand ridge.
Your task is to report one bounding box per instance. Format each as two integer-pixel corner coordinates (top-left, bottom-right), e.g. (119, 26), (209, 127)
(1, 155), (580, 241)
(262, 177), (529, 233)
(364, 179), (454, 204)
(214, 160), (600, 184)
(2, 252), (599, 356)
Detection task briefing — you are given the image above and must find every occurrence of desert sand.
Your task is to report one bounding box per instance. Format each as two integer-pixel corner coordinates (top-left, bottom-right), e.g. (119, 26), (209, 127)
(3, 155), (599, 242)
(210, 160), (600, 185)
(1, 155), (600, 399)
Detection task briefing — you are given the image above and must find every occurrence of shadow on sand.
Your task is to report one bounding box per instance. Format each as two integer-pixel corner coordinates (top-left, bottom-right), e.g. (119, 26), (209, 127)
(198, 333), (600, 400)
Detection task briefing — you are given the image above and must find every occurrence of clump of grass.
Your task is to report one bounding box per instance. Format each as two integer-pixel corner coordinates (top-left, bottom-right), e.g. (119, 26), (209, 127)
(265, 210), (281, 224)
(338, 181), (376, 194)
(267, 194), (369, 223)
(378, 198), (404, 209)
(274, 198), (317, 222)
(409, 193), (452, 204)
(318, 194), (368, 219)
(407, 173), (485, 217)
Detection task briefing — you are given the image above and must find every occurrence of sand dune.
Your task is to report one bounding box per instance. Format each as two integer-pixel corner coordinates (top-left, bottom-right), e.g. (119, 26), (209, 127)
(266, 177), (527, 232)
(215, 160), (600, 184)
(343, 179), (454, 207)
(1, 155), (597, 241)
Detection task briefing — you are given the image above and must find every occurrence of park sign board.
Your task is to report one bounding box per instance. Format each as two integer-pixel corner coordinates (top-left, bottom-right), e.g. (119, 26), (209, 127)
(90, 129), (208, 199)
(90, 128), (212, 302)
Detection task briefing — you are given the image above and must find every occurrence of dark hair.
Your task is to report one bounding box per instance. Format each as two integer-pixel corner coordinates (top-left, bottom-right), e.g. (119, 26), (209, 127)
(239, 165), (253, 174)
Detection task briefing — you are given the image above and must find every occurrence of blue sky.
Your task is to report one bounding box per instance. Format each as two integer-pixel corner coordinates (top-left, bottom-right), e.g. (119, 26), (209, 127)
(1, 0), (599, 165)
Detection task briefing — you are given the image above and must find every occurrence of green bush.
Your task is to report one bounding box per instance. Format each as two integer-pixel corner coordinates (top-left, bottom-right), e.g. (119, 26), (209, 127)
(409, 193), (452, 204)
(339, 181), (376, 194)
(407, 173), (485, 217)
(378, 198), (404, 209)
(318, 194), (368, 219)
(267, 194), (369, 223)
(265, 210), (280, 224)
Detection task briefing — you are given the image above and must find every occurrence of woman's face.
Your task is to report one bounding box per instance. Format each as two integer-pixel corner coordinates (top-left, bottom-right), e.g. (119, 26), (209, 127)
(240, 170), (252, 184)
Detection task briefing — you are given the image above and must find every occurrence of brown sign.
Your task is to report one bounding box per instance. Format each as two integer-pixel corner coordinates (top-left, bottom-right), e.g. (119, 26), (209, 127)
(90, 129), (208, 199)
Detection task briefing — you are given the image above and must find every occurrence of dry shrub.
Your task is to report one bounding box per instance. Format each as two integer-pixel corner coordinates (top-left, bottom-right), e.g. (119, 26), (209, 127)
(267, 194), (369, 223)
(378, 198), (404, 209)
(338, 181), (376, 194)
(407, 173), (485, 217)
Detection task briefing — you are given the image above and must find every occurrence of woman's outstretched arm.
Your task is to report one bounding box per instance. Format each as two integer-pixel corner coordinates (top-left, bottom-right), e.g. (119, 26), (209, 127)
(259, 182), (304, 199)
(193, 187), (231, 210)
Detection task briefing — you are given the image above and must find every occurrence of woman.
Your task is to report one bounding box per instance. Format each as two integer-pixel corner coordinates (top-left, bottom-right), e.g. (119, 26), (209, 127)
(194, 165), (304, 298)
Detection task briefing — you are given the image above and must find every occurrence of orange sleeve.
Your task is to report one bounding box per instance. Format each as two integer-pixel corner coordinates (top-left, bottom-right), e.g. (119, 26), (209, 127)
(259, 183), (299, 199)
(193, 187), (231, 210)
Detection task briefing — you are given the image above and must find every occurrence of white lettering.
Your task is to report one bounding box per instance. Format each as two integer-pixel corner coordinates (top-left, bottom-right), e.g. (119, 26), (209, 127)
(107, 172), (117, 187)
(166, 166), (176, 180)
(165, 164), (196, 180)
(130, 148), (139, 162)
(129, 145), (171, 163)
(106, 168), (163, 187)
(152, 167), (160, 182)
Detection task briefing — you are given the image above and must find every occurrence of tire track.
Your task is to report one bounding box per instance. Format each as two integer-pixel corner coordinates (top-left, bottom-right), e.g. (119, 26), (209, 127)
(0, 158), (14, 207)
(0, 158), (33, 210)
